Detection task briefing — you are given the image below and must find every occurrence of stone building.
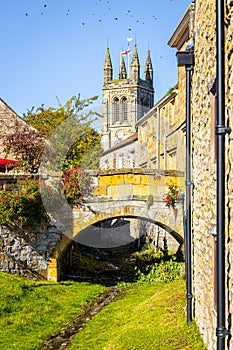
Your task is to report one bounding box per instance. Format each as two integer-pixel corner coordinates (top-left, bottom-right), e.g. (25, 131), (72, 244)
(101, 45), (154, 154)
(136, 83), (186, 171)
(0, 98), (34, 172)
(169, 0), (233, 349)
(99, 131), (138, 170)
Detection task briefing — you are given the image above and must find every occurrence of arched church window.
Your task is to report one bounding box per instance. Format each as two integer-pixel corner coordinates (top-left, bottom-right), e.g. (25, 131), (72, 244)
(114, 98), (120, 122)
(141, 97), (150, 116)
(122, 97), (127, 121)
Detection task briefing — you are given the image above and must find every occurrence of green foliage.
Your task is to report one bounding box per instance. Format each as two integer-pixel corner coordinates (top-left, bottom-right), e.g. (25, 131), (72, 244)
(2, 126), (45, 173)
(0, 272), (105, 350)
(63, 127), (102, 171)
(163, 181), (180, 208)
(24, 95), (98, 138)
(24, 94), (102, 171)
(2, 95), (102, 173)
(135, 259), (184, 284)
(147, 194), (154, 209)
(166, 86), (175, 95)
(0, 179), (49, 229)
(62, 167), (92, 205)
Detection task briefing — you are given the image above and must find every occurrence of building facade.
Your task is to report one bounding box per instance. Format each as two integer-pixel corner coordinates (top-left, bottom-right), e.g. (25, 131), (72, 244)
(99, 132), (138, 170)
(136, 84), (186, 172)
(170, 1), (233, 349)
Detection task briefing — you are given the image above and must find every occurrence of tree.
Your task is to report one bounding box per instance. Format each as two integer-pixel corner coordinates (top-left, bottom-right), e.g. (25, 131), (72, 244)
(2, 95), (102, 173)
(24, 94), (102, 171)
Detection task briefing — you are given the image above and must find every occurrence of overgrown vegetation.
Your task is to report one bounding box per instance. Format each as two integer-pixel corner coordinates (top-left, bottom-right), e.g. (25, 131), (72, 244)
(135, 258), (184, 284)
(24, 94), (102, 171)
(0, 179), (49, 229)
(62, 166), (92, 205)
(2, 95), (102, 173)
(0, 94), (102, 226)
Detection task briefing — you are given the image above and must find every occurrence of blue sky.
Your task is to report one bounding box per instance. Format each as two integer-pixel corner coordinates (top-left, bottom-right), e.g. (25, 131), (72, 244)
(0, 0), (191, 117)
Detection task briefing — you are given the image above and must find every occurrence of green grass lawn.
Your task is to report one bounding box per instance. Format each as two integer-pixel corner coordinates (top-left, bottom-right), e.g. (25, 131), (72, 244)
(70, 279), (206, 350)
(0, 272), (106, 350)
(0, 271), (206, 350)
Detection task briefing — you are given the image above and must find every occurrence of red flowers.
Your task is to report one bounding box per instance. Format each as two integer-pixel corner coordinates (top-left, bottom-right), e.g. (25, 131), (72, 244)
(62, 167), (91, 205)
(163, 182), (180, 208)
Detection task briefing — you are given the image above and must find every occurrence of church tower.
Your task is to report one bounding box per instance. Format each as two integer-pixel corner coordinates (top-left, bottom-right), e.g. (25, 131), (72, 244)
(101, 45), (154, 152)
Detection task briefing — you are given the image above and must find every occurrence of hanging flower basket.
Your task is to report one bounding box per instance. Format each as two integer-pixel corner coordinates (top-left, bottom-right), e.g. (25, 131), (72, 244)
(163, 181), (180, 209)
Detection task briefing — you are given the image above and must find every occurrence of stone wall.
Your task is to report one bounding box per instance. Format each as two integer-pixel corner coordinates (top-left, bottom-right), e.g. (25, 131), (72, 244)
(0, 225), (62, 279)
(225, 2), (233, 348)
(0, 98), (32, 159)
(190, 0), (233, 348)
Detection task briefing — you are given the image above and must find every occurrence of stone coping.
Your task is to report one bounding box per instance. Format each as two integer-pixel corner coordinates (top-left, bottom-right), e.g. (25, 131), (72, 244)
(0, 168), (185, 181)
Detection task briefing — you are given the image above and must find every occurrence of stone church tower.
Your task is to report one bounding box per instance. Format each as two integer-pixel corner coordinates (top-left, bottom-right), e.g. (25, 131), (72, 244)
(101, 45), (154, 151)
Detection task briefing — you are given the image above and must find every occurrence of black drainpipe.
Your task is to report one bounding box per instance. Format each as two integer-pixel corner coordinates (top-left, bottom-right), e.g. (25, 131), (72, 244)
(215, 0), (231, 348)
(176, 50), (194, 323)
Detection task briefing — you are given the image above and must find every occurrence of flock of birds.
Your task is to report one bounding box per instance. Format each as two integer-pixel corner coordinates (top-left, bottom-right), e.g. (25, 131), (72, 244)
(23, 0), (179, 61)
(24, 0), (175, 32)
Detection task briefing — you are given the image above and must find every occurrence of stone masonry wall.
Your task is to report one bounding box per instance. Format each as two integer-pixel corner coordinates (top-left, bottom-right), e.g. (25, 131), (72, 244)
(0, 225), (62, 279)
(225, 0), (233, 347)
(191, 0), (233, 348)
(0, 99), (32, 158)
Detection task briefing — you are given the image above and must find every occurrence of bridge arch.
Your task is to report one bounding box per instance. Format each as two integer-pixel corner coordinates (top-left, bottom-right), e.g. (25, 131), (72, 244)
(47, 212), (183, 282)
(46, 169), (185, 281)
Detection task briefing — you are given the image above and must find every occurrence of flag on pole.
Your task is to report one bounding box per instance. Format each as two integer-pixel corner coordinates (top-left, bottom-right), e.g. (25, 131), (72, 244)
(121, 49), (131, 55)
(127, 37), (133, 42)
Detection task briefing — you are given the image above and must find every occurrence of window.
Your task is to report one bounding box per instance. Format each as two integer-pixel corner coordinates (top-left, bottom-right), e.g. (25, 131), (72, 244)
(104, 159), (108, 170)
(122, 97), (127, 121)
(129, 151), (135, 168)
(114, 98), (120, 122)
(141, 97), (149, 116)
(118, 154), (125, 168)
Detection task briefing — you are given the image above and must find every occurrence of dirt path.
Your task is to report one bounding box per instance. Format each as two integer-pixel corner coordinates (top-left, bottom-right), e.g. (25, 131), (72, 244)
(38, 287), (121, 350)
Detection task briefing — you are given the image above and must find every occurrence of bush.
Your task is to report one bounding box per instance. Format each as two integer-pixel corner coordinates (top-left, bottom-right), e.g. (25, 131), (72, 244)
(62, 167), (92, 205)
(0, 179), (49, 229)
(135, 259), (184, 284)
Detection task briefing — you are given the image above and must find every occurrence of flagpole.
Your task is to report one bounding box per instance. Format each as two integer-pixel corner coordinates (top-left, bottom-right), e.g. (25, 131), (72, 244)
(128, 41), (130, 77)
(127, 37), (133, 77)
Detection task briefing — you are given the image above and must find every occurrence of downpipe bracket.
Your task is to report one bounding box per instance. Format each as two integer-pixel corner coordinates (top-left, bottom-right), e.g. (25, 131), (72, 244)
(216, 326), (231, 338)
(215, 125), (231, 135)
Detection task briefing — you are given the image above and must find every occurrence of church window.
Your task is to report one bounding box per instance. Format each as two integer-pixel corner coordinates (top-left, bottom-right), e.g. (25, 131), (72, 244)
(114, 98), (120, 122)
(122, 97), (127, 121)
(141, 97), (149, 116)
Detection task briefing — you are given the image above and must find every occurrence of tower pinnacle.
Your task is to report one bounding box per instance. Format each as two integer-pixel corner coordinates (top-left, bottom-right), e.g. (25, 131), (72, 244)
(104, 47), (113, 83)
(118, 55), (127, 79)
(144, 50), (153, 85)
(131, 44), (140, 81)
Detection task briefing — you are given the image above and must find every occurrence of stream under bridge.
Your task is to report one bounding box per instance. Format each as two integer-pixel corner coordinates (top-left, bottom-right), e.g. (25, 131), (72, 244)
(45, 169), (185, 281)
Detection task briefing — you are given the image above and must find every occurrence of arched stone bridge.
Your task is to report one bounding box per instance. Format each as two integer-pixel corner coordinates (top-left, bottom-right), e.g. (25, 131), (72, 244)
(47, 169), (185, 281)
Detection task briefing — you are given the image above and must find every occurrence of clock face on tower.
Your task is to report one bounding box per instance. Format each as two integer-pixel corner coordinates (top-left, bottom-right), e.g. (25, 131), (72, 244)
(116, 130), (125, 140)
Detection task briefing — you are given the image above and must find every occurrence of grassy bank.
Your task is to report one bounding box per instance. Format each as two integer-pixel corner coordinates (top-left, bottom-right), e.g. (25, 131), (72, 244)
(0, 266), (206, 350)
(70, 279), (206, 350)
(0, 272), (106, 350)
